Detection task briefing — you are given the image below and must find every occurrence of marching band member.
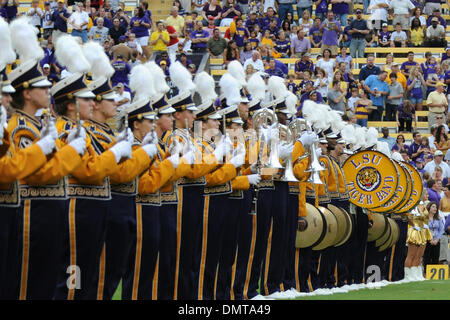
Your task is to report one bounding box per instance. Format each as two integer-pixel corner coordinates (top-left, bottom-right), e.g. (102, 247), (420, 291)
(6, 18), (87, 300)
(121, 64), (181, 300)
(0, 23), (55, 299)
(51, 36), (132, 300)
(85, 62), (159, 300)
(217, 73), (263, 300)
(195, 72), (246, 300)
(167, 61), (228, 300)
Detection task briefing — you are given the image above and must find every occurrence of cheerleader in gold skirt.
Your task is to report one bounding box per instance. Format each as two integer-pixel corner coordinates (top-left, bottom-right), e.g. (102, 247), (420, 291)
(404, 189), (430, 281)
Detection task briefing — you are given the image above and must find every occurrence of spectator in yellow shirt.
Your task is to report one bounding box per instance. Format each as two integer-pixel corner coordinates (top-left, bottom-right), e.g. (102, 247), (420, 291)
(386, 62), (407, 90)
(165, 6), (185, 34)
(150, 20), (170, 54)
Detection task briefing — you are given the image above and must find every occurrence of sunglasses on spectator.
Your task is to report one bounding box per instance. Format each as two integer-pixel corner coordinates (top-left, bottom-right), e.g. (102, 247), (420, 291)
(437, 117), (443, 119)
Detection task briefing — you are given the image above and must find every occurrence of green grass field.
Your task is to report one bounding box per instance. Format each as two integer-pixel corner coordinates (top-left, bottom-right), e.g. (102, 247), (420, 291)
(295, 281), (450, 300)
(111, 280), (450, 300)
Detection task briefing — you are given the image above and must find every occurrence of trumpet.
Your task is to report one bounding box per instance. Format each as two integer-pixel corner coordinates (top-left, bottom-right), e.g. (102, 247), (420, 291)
(278, 124), (299, 182)
(304, 122), (324, 185)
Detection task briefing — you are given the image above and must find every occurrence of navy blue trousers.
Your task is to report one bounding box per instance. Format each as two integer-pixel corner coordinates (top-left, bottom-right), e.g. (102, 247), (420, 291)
(283, 193), (299, 291)
(384, 219), (408, 282)
(157, 203), (177, 300)
(96, 194), (136, 300)
(122, 204), (159, 300)
(216, 192), (251, 300)
(0, 206), (20, 299)
(348, 207), (368, 284)
(55, 198), (108, 300)
(11, 199), (67, 300)
(335, 200), (352, 287)
(175, 185), (205, 300)
(196, 194), (230, 300)
(232, 190), (257, 300)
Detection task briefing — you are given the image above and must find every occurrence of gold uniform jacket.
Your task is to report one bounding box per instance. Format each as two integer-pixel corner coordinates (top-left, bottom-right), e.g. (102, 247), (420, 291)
(7, 110), (82, 200)
(292, 141), (311, 217)
(56, 117), (119, 200)
(83, 120), (151, 196)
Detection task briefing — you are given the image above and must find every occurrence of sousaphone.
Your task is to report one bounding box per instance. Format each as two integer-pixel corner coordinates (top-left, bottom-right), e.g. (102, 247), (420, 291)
(312, 206), (338, 251)
(295, 203), (326, 248)
(367, 212), (388, 242)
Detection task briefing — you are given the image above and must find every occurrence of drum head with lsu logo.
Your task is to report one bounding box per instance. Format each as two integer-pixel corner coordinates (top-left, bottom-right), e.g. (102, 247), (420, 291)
(396, 162), (423, 214)
(370, 160), (410, 213)
(343, 150), (399, 209)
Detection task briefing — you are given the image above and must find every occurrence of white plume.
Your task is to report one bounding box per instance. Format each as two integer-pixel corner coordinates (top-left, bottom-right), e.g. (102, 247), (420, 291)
(169, 61), (196, 93)
(341, 124), (356, 145)
(391, 151), (403, 162)
(366, 127), (379, 147)
(55, 35), (91, 73)
(353, 126), (367, 150)
(129, 64), (155, 102)
(9, 16), (44, 63)
(285, 91), (298, 117)
(329, 110), (346, 133)
(219, 73), (241, 108)
(268, 76), (287, 99)
(377, 141), (391, 158)
(0, 17), (16, 69)
(314, 103), (331, 131)
(246, 72), (266, 102)
(194, 71), (217, 104)
(82, 41), (114, 79)
(302, 100), (321, 124)
(144, 61), (170, 95)
(227, 60), (247, 87)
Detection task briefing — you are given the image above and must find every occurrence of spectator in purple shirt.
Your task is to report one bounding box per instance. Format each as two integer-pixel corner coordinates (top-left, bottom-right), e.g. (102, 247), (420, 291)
(427, 8), (447, 28)
(378, 23), (391, 47)
(259, 7), (280, 29)
(95, 7), (113, 28)
(220, 0), (242, 27)
(424, 201), (445, 267)
(427, 180), (442, 205)
(245, 11), (259, 32)
(299, 88), (323, 110)
(201, 0), (222, 27)
(265, 57), (285, 78)
(191, 21), (210, 53)
(2, 0), (18, 22)
(409, 132), (425, 161)
(309, 17), (323, 48)
(320, 11), (341, 57)
(290, 29), (311, 58)
(111, 54), (131, 87)
(295, 53), (314, 78)
(51, 0), (70, 41)
(314, 0), (328, 20)
(421, 51), (438, 80)
(263, 18), (280, 39)
(401, 52), (418, 78)
(331, 0), (351, 27)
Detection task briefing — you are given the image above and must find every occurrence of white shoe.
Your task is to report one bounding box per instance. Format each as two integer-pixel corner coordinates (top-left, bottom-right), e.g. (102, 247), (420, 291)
(287, 288), (303, 298)
(403, 267), (412, 282)
(265, 291), (288, 299)
(250, 294), (268, 300)
(412, 266), (425, 281)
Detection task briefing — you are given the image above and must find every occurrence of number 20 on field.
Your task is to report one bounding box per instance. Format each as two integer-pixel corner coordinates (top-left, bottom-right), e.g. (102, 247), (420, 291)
(426, 265), (449, 280)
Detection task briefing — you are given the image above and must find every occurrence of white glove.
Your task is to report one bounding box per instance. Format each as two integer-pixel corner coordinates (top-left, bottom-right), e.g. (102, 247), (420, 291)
(224, 134), (234, 156)
(142, 130), (158, 145)
(168, 152), (180, 169)
(36, 134), (56, 155)
(69, 137), (86, 156)
(41, 119), (58, 140)
(315, 147), (322, 158)
(230, 152), (245, 168)
(141, 143), (157, 158)
(298, 131), (318, 148)
(67, 126), (86, 143)
(110, 140), (132, 163)
(213, 137), (226, 161)
(248, 174), (261, 186)
(182, 150), (195, 165)
(279, 142), (293, 160)
(413, 226), (421, 231)
(423, 224), (429, 230)
(0, 106), (7, 129)
(118, 128), (134, 143)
